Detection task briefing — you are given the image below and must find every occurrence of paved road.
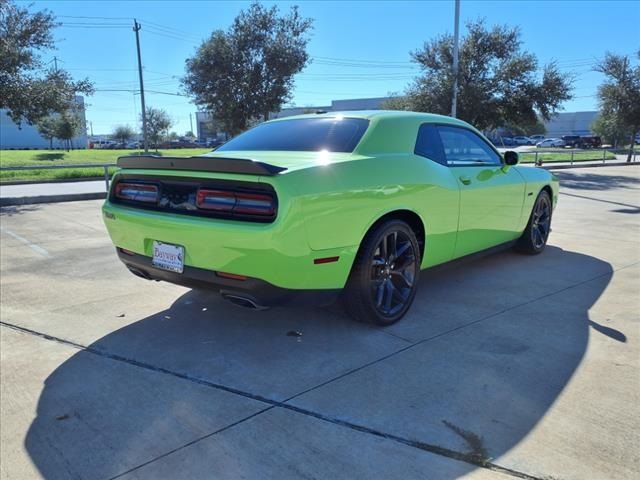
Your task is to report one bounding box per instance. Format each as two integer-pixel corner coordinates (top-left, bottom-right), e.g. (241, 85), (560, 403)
(1, 167), (639, 479)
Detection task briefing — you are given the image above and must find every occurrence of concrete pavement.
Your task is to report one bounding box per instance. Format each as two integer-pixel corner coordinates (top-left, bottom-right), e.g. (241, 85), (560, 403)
(0, 180), (108, 206)
(1, 166), (639, 479)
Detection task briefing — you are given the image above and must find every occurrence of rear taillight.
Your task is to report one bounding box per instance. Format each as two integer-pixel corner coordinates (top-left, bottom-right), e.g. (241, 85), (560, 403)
(196, 189), (275, 216)
(115, 183), (159, 203)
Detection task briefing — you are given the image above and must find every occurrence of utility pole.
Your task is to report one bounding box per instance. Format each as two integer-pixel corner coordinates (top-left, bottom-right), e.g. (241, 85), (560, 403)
(451, 0), (460, 118)
(133, 19), (148, 152)
(189, 113), (194, 136)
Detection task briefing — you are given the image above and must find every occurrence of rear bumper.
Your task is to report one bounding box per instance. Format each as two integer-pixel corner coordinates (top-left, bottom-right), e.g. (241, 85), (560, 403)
(117, 249), (340, 308)
(102, 200), (357, 290)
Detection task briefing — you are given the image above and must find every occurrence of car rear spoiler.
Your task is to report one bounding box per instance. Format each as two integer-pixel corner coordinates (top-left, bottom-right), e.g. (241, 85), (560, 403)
(117, 155), (287, 176)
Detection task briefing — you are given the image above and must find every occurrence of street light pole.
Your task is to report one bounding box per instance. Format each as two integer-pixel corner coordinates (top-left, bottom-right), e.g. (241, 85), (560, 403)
(451, 0), (460, 118)
(133, 19), (148, 152)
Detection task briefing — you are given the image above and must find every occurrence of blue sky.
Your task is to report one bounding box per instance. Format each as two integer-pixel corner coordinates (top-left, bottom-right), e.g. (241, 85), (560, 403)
(27, 0), (640, 135)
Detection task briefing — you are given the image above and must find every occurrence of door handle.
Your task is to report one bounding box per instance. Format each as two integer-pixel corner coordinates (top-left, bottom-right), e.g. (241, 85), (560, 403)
(459, 175), (471, 185)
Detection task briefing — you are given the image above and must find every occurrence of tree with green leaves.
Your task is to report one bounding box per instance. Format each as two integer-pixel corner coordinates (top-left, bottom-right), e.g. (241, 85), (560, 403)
(36, 115), (58, 149)
(387, 19), (573, 132)
(0, 0), (93, 125)
(143, 107), (172, 150)
(594, 51), (640, 161)
(54, 110), (83, 151)
(592, 114), (629, 148)
(183, 2), (313, 136)
(113, 125), (135, 145)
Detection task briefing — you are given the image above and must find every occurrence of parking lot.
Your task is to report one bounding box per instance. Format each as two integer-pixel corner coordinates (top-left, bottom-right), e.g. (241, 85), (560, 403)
(1, 166), (639, 479)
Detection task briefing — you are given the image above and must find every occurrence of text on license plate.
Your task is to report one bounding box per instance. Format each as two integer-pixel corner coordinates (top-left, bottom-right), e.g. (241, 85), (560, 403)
(152, 241), (184, 273)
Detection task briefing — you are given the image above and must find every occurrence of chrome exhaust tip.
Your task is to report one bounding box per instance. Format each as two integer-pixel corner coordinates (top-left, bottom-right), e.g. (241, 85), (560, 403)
(221, 293), (269, 311)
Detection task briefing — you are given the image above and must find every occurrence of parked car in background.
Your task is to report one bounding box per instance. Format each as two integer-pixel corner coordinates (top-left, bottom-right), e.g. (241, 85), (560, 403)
(104, 111), (558, 325)
(529, 134), (545, 143)
(561, 135), (583, 148)
(536, 138), (566, 148)
(495, 137), (514, 146)
(513, 136), (534, 145)
(580, 136), (602, 148)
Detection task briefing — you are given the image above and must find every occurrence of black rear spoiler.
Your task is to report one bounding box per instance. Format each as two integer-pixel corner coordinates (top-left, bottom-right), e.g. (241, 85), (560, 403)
(117, 155), (287, 176)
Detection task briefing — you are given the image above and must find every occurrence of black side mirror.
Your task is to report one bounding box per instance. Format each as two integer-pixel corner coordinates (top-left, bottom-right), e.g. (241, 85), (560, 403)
(504, 150), (519, 166)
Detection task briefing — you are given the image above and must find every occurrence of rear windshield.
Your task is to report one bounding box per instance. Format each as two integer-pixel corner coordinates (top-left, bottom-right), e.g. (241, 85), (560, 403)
(217, 117), (369, 153)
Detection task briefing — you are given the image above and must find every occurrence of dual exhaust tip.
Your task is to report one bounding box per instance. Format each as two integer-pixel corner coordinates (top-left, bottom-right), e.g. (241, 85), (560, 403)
(126, 265), (269, 310)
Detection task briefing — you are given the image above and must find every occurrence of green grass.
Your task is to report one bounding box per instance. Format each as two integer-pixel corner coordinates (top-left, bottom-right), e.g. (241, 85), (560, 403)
(0, 148), (211, 182)
(520, 150), (617, 163)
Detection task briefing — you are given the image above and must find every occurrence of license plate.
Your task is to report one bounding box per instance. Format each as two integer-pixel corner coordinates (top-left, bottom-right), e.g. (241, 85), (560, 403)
(152, 241), (184, 273)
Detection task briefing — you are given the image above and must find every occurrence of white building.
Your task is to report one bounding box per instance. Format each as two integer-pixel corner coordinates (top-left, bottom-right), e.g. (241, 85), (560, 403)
(0, 96), (88, 149)
(543, 111), (598, 137)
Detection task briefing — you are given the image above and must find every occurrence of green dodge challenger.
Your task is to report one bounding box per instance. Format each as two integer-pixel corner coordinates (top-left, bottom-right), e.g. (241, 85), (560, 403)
(102, 111), (558, 325)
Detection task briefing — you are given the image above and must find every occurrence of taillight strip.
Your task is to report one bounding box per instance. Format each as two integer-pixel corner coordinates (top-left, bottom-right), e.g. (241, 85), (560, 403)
(115, 183), (159, 203)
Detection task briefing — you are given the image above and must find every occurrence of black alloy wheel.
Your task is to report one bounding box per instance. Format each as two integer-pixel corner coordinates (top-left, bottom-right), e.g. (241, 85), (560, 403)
(344, 220), (421, 325)
(516, 190), (552, 254)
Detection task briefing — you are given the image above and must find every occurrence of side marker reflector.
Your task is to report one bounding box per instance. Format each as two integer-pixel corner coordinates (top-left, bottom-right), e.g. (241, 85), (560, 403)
(314, 256), (340, 265)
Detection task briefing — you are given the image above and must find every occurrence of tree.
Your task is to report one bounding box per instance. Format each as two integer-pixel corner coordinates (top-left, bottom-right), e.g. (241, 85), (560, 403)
(592, 114), (629, 148)
(184, 130), (195, 138)
(394, 19), (572, 131)
(36, 115), (58, 149)
(143, 107), (172, 149)
(594, 51), (640, 161)
(0, 0), (93, 125)
(53, 110), (83, 151)
(183, 2), (313, 136)
(113, 125), (135, 145)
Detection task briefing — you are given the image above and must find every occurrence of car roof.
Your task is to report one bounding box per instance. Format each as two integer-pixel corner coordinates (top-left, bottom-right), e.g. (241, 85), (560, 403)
(269, 109), (470, 126)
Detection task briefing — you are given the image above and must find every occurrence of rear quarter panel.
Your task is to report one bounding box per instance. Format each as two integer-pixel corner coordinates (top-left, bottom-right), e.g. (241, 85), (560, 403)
(280, 154), (461, 268)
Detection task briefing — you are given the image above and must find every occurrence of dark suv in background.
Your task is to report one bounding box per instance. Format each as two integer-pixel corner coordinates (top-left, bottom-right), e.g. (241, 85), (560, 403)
(580, 136), (602, 148)
(561, 135), (602, 148)
(561, 135), (583, 148)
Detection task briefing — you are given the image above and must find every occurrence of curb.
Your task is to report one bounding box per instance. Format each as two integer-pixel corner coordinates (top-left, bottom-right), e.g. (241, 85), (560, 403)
(0, 192), (106, 207)
(0, 177), (108, 186)
(541, 161), (640, 170)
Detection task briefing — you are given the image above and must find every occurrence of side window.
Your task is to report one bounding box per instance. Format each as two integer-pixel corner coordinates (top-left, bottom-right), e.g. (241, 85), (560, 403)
(437, 126), (502, 166)
(414, 123), (446, 165)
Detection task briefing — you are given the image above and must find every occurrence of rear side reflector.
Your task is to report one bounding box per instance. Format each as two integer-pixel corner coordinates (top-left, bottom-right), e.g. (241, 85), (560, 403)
(196, 189), (275, 216)
(216, 272), (248, 281)
(314, 256), (340, 264)
(115, 183), (159, 203)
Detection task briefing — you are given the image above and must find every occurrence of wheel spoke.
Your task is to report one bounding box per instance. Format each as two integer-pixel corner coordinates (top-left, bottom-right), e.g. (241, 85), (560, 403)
(391, 270), (413, 287)
(533, 228), (543, 247)
(395, 241), (411, 260)
(388, 232), (397, 260)
(394, 254), (415, 272)
(375, 280), (385, 307)
(383, 280), (393, 312)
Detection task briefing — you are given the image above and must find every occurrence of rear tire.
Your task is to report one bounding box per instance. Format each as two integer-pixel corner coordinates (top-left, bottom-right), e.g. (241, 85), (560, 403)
(515, 190), (552, 255)
(343, 220), (420, 325)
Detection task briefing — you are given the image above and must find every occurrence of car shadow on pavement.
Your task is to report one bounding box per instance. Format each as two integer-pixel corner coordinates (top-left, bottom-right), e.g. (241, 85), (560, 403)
(24, 247), (615, 479)
(555, 170), (640, 191)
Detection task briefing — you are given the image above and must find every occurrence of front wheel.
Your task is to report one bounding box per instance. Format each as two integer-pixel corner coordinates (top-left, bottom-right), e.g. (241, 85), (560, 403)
(516, 190), (552, 254)
(343, 220), (420, 325)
